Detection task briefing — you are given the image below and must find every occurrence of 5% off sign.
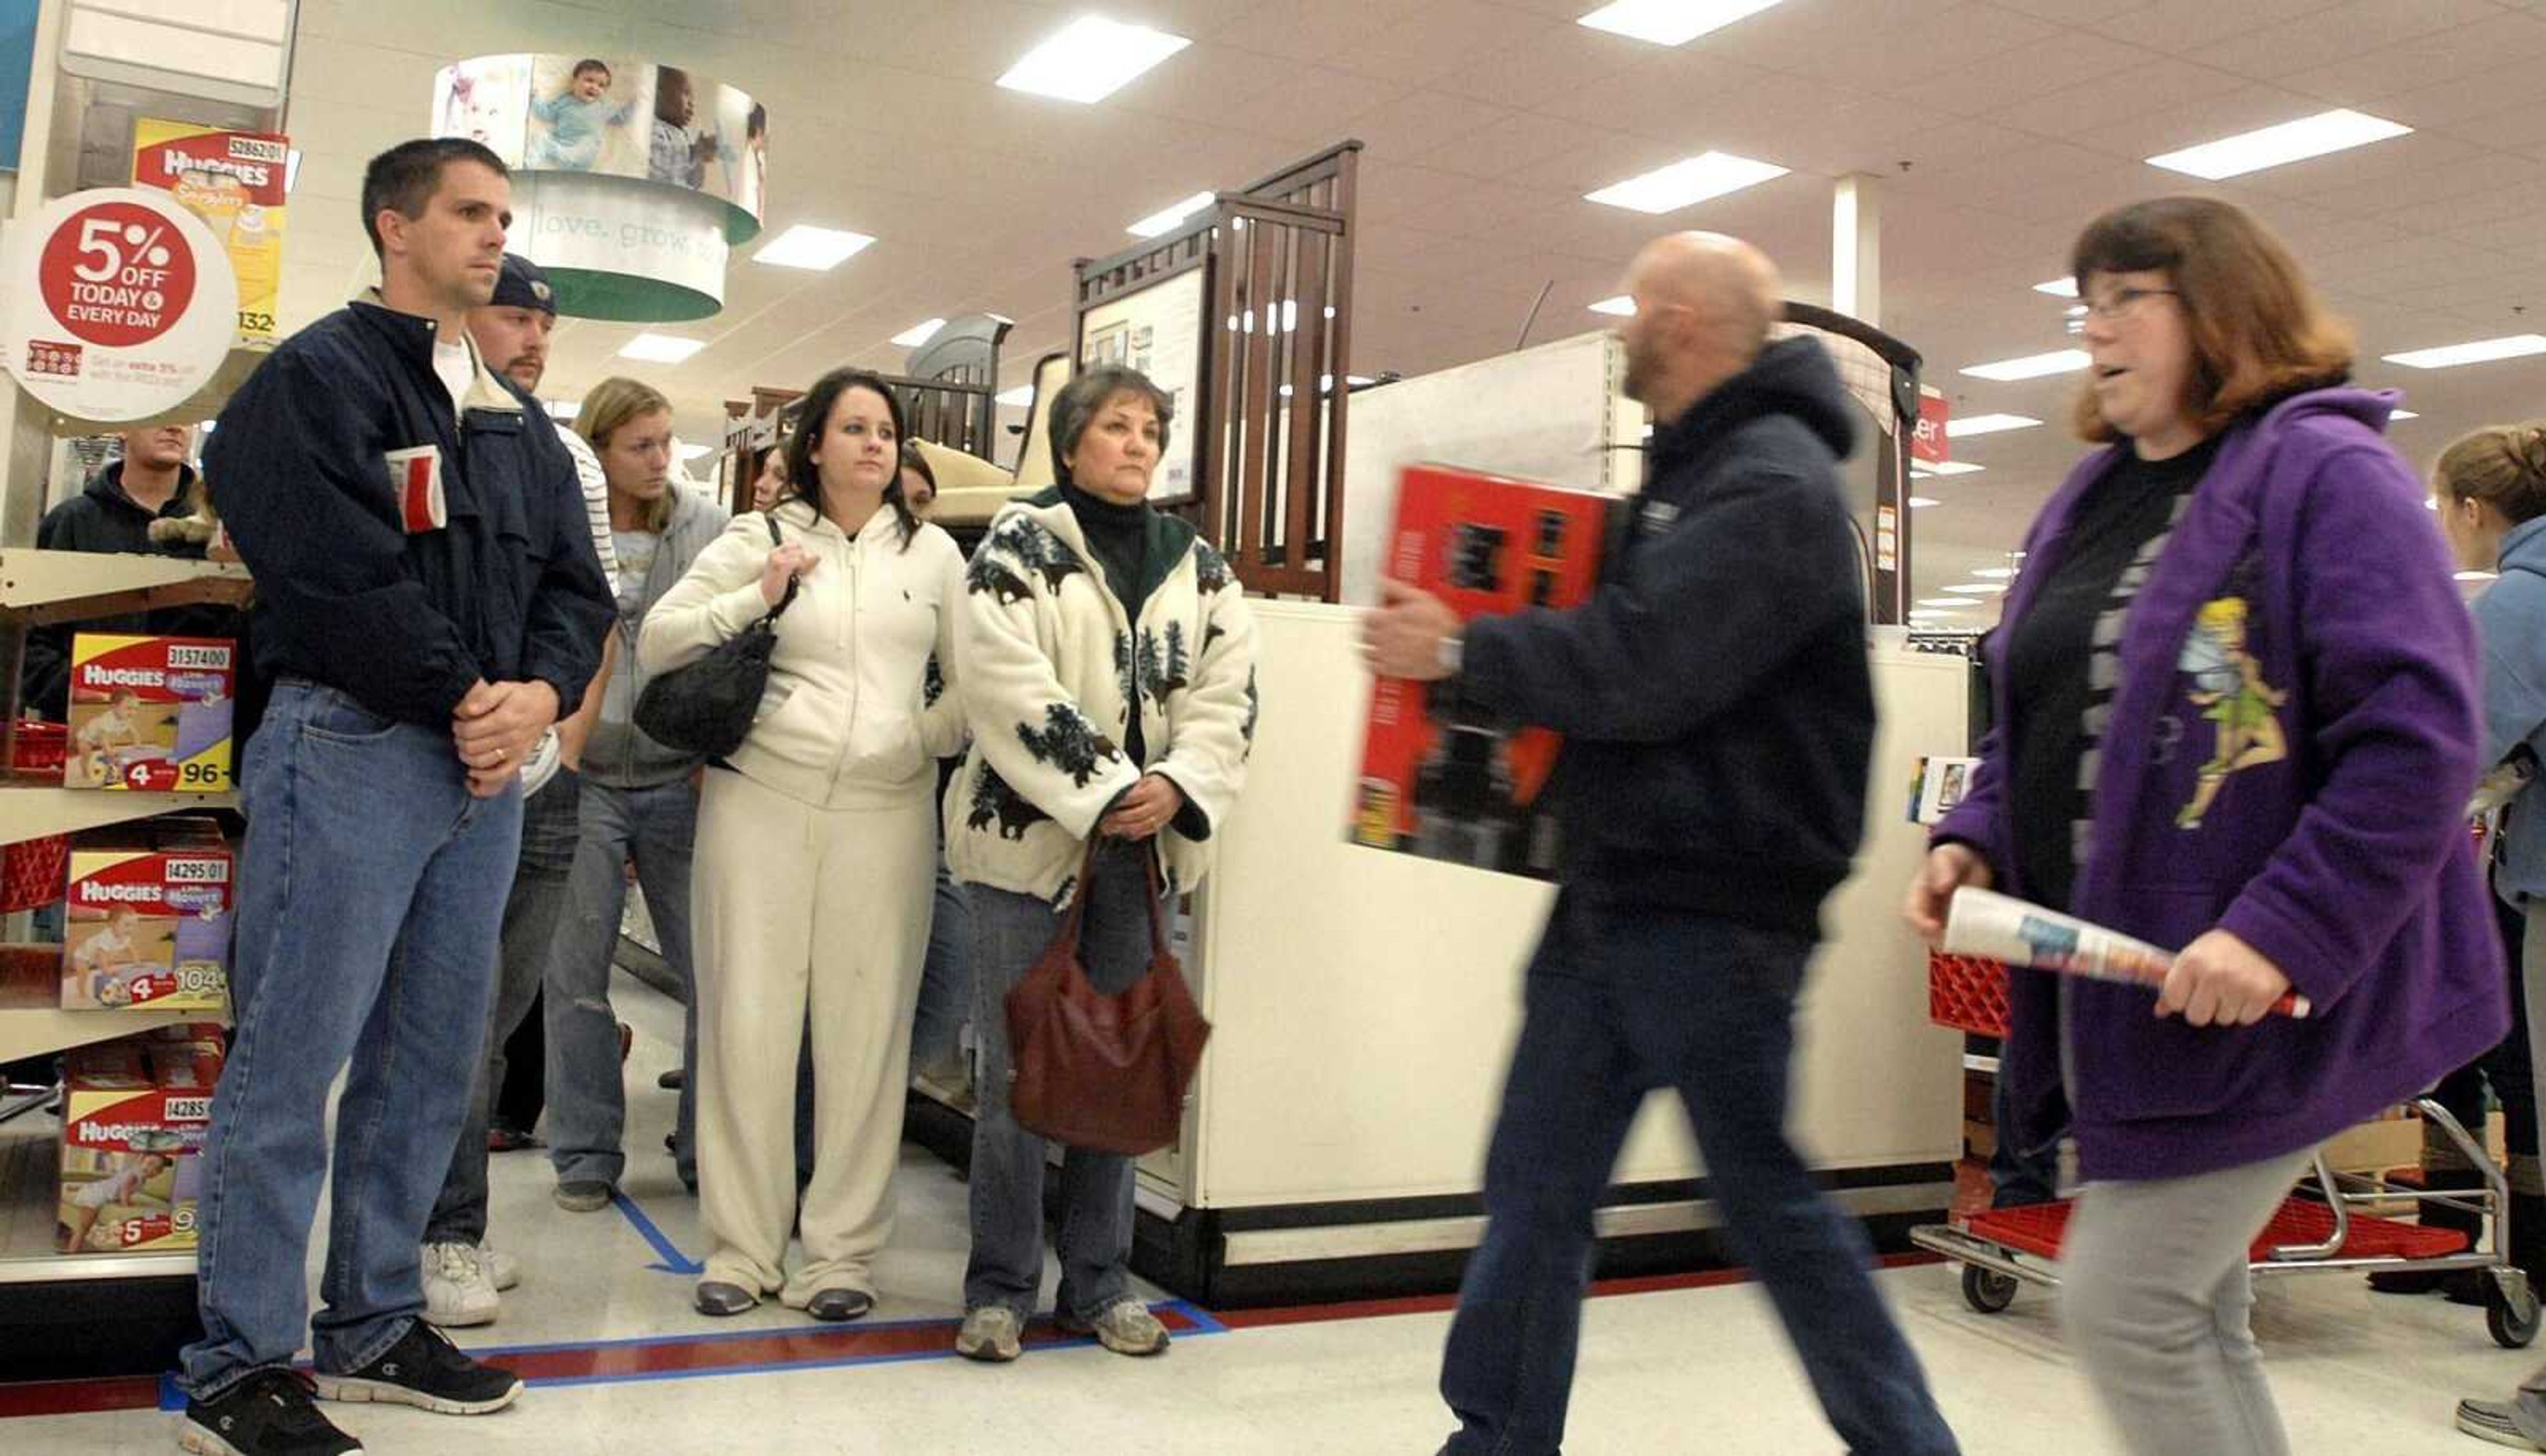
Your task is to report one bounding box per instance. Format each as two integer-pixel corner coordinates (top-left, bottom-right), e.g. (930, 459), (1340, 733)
(0, 188), (235, 423)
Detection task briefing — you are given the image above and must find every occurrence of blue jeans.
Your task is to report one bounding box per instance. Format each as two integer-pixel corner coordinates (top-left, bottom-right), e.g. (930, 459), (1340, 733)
(963, 843), (1160, 1321)
(911, 857), (973, 1073)
(1439, 890), (1960, 1456)
(1988, 1051), (2063, 1208)
(546, 776), (699, 1188)
(181, 682), (523, 1397)
(426, 768), (582, 1245)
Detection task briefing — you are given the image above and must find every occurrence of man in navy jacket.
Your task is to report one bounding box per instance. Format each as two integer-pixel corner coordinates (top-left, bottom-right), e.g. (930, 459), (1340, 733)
(176, 137), (611, 1456)
(1366, 233), (1960, 1456)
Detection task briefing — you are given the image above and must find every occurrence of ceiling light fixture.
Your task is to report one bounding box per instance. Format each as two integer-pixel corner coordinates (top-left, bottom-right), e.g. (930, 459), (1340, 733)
(753, 225), (876, 271)
(1945, 582), (2008, 595)
(1586, 151), (1787, 213)
(2146, 107), (2411, 180)
(546, 400), (578, 420)
(619, 333), (703, 363)
(2034, 277), (2079, 298)
(1946, 413), (2042, 439)
(1974, 567), (2016, 579)
(998, 17), (1191, 103)
(995, 385), (1034, 407)
(1576, 0), (1786, 46)
(1960, 349), (2091, 383)
(1128, 190), (1215, 239)
(2389, 408), (2420, 420)
(1917, 597), (1976, 608)
(891, 318), (947, 348)
(2459, 570), (2501, 581)
(1911, 461), (1984, 478)
(2382, 335), (2546, 371)
(1589, 295), (1636, 316)
(674, 441), (714, 463)
(1907, 497), (1941, 510)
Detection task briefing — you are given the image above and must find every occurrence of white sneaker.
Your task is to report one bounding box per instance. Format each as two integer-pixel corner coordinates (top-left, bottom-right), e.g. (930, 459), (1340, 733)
(478, 1244), (520, 1293)
(419, 1241), (499, 1328)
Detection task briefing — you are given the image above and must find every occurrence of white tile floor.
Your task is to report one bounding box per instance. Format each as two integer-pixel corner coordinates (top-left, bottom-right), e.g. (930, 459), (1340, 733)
(9, 971), (2540, 1454)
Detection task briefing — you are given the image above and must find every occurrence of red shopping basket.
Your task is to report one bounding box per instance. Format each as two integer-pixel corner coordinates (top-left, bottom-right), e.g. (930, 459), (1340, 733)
(1, 722), (68, 912)
(1928, 950), (2010, 1038)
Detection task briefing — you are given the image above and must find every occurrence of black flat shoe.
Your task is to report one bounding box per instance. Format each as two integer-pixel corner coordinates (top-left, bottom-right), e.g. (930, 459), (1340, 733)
(694, 1281), (757, 1317)
(807, 1288), (874, 1322)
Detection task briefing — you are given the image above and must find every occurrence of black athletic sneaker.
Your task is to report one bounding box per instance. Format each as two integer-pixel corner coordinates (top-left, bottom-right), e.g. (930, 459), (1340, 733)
(310, 1321), (524, 1416)
(180, 1368), (363, 1456)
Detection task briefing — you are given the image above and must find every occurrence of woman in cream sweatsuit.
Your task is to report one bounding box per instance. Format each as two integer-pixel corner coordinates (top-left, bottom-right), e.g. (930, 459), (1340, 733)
(638, 369), (965, 1321)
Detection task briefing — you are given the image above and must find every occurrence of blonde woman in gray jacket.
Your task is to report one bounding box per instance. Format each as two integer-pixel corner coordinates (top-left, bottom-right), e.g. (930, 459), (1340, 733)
(640, 369), (965, 1323)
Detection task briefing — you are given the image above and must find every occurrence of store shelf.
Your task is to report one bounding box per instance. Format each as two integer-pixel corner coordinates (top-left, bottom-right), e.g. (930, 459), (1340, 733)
(0, 549), (251, 627)
(0, 941), (219, 1063)
(0, 1119), (193, 1283)
(0, 782), (235, 847)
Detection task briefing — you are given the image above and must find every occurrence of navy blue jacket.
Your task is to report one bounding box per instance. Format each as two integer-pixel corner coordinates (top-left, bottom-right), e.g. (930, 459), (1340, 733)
(1461, 335), (1873, 934)
(206, 298), (612, 726)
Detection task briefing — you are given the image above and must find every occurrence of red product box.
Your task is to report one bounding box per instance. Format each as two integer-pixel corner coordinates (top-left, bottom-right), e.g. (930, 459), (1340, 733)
(57, 1030), (225, 1252)
(1349, 464), (1611, 880)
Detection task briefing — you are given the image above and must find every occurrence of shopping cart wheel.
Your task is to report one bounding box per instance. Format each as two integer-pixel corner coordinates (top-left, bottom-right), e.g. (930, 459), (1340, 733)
(1961, 1264), (2018, 1314)
(2486, 1274), (2542, 1349)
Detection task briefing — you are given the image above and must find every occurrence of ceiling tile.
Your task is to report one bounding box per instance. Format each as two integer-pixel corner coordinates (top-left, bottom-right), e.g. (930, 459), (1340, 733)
(2189, 0), (2510, 81)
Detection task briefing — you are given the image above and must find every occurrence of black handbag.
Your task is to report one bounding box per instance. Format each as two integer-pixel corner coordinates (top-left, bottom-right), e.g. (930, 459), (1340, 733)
(633, 513), (798, 758)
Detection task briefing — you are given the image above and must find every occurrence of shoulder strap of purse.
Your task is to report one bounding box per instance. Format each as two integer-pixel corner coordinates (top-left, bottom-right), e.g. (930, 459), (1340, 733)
(764, 510), (801, 621)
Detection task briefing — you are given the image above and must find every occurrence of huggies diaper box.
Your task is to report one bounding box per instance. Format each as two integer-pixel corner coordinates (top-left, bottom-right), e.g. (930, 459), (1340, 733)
(55, 1026), (225, 1252)
(66, 634), (235, 792)
(60, 818), (233, 1011)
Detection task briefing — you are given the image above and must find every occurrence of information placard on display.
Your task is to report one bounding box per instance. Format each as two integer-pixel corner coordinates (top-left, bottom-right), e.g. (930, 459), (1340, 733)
(0, 187), (237, 422)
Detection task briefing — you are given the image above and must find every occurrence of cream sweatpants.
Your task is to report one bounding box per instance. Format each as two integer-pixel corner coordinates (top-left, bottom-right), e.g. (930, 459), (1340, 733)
(692, 765), (938, 1304)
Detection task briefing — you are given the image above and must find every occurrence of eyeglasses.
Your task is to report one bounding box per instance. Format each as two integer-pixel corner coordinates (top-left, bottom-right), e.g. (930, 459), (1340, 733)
(2080, 286), (2179, 320)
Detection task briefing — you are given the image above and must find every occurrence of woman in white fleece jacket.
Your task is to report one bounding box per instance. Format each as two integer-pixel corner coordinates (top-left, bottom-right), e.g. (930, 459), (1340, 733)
(947, 365), (1258, 1365)
(638, 369), (965, 1323)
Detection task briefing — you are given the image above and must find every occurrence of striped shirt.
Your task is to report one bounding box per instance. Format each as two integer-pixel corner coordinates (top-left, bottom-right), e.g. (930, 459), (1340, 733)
(559, 426), (619, 582)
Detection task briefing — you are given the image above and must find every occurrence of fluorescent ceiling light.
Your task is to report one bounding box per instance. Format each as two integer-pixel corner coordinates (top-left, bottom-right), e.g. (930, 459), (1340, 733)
(2426, 499), (2440, 511)
(1946, 583), (2008, 595)
(674, 440), (713, 463)
(1278, 374), (1378, 398)
(2459, 570), (2500, 581)
(1589, 295), (1636, 317)
(1917, 597), (1976, 608)
(1974, 567), (2016, 579)
(2034, 276), (2079, 298)
(754, 225), (875, 271)
(2382, 335), (2546, 370)
(619, 333), (703, 363)
(1128, 190), (1214, 239)
(995, 385), (1034, 407)
(1907, 497), (1941, 510)
(892, 318), (947, 348)
(2389, 408), (2420, 420)
(1910, 461), (1984, 478)
(1577, 0), (1786, 46)
(1961, 349), (2091, 383)
(546, 400), (578, 420)
(2147, 107), (2411, 180)
(1947, 413), (2041, 439)
(1585, 151), (1787, 213)
(998, 16), (1190, 103)
(2066, 305), (2089, 318)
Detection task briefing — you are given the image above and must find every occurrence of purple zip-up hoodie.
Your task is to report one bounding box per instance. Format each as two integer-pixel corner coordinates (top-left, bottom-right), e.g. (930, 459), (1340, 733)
(1938, 387), (2508, 1182)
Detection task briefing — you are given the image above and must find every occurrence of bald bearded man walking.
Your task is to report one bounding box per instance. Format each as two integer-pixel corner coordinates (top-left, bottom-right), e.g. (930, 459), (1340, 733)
(1364, 233), (1961, 1455)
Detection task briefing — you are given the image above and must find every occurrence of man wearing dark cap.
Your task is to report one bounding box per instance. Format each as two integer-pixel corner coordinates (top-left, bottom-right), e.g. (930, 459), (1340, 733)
(410, 253), (625, 1329)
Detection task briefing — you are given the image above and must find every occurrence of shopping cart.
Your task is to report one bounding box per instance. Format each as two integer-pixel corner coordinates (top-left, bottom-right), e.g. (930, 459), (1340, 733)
(1911, 951), (2542, 1349)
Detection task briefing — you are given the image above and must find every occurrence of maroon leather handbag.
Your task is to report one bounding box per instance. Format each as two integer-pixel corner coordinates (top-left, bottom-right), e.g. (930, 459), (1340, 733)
(1005, 845), (1211, 1156)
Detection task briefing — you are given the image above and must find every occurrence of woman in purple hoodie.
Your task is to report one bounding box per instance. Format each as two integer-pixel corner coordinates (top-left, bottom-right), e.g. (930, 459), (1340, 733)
(1902, 196), (2506, 1456)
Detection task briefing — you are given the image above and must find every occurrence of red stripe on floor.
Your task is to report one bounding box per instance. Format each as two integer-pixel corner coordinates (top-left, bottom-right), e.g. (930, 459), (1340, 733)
(1217, 1251), (1945, 1330)
(0, 1376), (160, 1419)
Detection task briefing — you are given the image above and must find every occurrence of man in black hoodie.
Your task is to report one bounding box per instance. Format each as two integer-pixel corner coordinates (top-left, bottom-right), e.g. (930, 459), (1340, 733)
(19, 423), (226, 720)
(1366, 233), (1960, 1456)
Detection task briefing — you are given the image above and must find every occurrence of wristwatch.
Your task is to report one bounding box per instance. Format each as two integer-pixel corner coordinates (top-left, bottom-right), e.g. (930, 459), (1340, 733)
(1435, 631), (1465, 676)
